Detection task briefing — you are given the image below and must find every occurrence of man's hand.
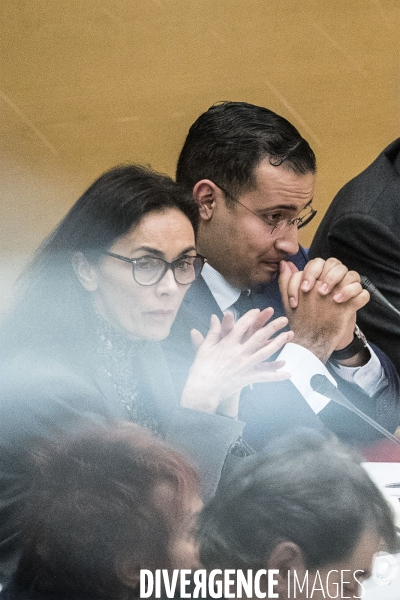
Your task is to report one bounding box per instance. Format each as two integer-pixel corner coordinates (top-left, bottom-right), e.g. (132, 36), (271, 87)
(279, 259), (370, 364)
(286, 257), (366, 307)
(181, 309), (293, 417)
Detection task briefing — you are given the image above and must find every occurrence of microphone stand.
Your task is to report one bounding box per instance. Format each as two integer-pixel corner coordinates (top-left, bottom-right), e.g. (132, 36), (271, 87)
(360, 275), (400, 319)
(310, 374), (400, 447)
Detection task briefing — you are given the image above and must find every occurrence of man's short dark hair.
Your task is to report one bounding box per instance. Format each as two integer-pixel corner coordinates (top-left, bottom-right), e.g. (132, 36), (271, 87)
(176, 101), (317, 201)
(199, 429), (397, 571)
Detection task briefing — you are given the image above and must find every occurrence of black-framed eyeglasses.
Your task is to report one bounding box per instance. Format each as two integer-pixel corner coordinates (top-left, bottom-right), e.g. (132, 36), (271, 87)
(104, 252), (205, 286)
(215, 183), (317, 235)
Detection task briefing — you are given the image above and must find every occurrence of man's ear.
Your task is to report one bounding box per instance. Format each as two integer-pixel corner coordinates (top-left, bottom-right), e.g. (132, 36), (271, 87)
(193, 180), (221, 221)
(267, 541), (307, 598)
(72, 252), (99, 291)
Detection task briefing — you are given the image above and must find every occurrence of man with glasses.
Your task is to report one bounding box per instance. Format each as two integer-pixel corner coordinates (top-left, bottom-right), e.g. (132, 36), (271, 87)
(163, 101), (400, 448)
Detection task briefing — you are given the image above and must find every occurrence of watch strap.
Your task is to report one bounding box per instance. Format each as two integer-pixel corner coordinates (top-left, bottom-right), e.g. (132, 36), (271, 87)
(330, 325), (368, 363)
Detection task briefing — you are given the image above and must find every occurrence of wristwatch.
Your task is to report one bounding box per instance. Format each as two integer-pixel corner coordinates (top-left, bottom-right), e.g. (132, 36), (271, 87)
(330, 325), (368, 363)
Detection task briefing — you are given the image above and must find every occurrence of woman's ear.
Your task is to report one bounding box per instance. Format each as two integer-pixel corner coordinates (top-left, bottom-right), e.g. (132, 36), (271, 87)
(72, 252), (99, 291)
(193, 180), (220, 220)
(266, 541), (307, 599)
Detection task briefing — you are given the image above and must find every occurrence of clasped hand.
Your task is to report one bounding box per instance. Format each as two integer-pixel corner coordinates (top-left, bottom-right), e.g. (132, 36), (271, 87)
(181, 308), (293, 417)
(279, 257), (370, 364)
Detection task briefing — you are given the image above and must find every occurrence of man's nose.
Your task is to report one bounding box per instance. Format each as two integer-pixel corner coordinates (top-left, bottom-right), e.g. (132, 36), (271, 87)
(273, 224), (299, 256)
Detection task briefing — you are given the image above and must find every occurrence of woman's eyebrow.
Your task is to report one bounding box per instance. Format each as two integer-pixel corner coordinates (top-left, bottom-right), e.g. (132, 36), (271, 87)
(133, 245), (197, 258)
(175, 246), (197, 256)
(133, 246), (165, 257)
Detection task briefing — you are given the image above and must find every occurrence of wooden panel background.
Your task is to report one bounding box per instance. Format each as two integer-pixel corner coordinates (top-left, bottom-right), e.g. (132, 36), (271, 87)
(1, 0), (399, 311)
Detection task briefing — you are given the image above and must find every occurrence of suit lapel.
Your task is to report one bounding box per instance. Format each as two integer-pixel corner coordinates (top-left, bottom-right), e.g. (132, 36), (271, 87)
(178, 275), (224, 336)
(138, 341), (178, 413)
(93, 341), (178, 433)
(92, 366), (126, 419)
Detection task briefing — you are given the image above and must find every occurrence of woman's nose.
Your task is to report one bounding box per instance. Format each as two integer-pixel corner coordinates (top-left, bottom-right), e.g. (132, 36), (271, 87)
(155, 266), (180, 295)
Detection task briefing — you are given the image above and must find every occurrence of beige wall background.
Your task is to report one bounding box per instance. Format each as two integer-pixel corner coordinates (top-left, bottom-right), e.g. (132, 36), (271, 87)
(1, 0), (399, 312)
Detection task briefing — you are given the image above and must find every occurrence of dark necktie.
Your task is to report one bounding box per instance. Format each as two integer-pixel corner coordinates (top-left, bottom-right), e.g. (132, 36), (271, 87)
(232, 290), (253, 318)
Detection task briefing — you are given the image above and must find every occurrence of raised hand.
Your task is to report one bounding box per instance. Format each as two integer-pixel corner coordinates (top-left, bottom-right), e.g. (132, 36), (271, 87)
(181, 309), (293, 417)
(190, 306), (276, 349)
(285, 257), (368, 307)
(279, 259), (370, 364)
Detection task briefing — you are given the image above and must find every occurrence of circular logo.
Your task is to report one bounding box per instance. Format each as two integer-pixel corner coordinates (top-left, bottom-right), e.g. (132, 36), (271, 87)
(372, 551), (398, 586)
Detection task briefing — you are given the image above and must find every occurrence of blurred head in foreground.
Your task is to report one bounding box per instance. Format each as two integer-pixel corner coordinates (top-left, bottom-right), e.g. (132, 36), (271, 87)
(199, 429), (397, 599)
(13, 423), (201, 599)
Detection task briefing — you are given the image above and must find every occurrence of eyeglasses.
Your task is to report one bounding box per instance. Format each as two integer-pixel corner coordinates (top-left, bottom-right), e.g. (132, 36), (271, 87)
(104, 252), (205, 286)
(216, 184), (317, 235)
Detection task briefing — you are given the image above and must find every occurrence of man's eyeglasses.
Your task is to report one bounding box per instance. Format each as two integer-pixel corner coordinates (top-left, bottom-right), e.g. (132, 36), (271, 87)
(216, 184), (317, 236)
(104, 252), (205, 286)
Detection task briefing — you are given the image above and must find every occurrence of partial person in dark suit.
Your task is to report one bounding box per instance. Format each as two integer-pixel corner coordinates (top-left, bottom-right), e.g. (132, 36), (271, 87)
(163, 102), (400, 449)
(309, 139), (400, 375)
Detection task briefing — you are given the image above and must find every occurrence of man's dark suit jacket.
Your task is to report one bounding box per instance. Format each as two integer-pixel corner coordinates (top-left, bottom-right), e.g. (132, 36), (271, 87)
(309, 138), (400, 375)
(163, 248), (400, 450)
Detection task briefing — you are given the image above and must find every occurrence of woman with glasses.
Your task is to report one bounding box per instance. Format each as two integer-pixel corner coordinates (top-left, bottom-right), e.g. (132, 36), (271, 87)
(0, 164), (292, 585)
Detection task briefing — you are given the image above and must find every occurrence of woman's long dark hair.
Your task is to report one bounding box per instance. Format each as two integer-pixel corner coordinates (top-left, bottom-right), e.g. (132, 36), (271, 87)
(0, 165), (198, 361)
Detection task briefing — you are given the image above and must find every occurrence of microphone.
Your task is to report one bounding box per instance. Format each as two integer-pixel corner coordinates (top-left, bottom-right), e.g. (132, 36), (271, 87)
(310, 374), (400, 447)
(360, 275), (400, 318)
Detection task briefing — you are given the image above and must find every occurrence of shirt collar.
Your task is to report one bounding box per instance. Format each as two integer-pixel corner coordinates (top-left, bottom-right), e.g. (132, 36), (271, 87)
(201, 262), (243, 313)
